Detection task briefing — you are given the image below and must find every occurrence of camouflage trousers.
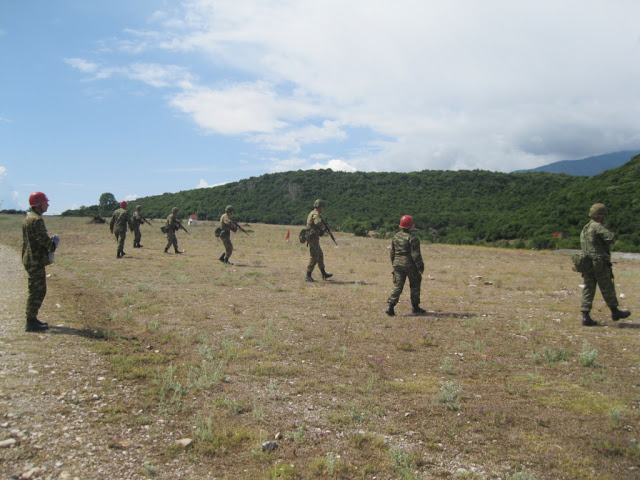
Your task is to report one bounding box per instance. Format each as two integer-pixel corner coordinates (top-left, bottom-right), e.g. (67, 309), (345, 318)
(307, 240), (325, 274)
(115, 230), (126, 254)
(25, 265), (47, 320)
(387, 265), (422, 306)
(132, 227), (141, 246)
(165, 230), (179, 252)
(221, 236), (233, 261)
(581, 258), (618, 312)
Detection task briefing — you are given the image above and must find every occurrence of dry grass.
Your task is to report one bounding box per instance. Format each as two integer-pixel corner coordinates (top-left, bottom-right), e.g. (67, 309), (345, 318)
(2, 213), (640, 479)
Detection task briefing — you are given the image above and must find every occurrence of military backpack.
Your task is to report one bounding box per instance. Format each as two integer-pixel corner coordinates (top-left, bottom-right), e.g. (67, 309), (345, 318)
(571, 252), (593, 273)
(214, 226), (222, 238)
(298, 228), (308, 244)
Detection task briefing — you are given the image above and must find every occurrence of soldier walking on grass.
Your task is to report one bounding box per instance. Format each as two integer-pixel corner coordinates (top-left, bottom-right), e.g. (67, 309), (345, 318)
(131, 205), (146, 248)
(218, 205), (237, 265)
(579, 203), (631, 326)
(386, 215), (426, 316)
(22, 192), (58, 332)
(164, 207), (183, 254)
(110, 201), (131, 259)
(305, 199), (333, 282)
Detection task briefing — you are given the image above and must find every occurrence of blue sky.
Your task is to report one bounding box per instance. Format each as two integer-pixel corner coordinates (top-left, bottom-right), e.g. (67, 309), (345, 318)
(2, 0), (640, 214)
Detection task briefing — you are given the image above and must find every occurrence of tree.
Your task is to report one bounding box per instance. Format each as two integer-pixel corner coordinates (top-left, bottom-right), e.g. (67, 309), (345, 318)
(98, 193), (118, 215)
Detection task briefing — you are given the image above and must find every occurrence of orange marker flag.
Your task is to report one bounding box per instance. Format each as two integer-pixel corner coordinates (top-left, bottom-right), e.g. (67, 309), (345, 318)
(285, 229), (290, 240)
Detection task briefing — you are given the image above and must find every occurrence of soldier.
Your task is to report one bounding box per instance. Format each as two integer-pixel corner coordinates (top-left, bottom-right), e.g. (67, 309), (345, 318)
(305, 199), (333, 282)
(579, 203), (631, 326)
(385, 215), (426, 316)
(110, 201), (131, 259)
(218, 205), (237, 265)
(22, 191), (58, 332)
(131, 205), (146, 248)
(164, 207), (183, 254)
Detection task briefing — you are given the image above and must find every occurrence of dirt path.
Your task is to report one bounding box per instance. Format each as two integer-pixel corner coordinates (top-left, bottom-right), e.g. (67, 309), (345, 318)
(0, 246), (204, 480)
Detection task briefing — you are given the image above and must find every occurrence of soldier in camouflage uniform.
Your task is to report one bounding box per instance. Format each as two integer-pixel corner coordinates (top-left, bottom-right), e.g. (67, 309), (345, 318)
(109, 201), (131, 259)
(579, 203), (631, 326)
(164, 207), (183, 254)
(131, 205), (145, 248)
(305, 199), (334, 282)
(22, 191), (58, 332)
(219, 205), (237, 265)
(386, 215), (426, 316)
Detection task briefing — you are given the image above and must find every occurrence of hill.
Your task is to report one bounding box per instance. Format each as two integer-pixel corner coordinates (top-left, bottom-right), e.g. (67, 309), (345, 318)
(512, 150), (640, 176)
(63, 154), (640, 252)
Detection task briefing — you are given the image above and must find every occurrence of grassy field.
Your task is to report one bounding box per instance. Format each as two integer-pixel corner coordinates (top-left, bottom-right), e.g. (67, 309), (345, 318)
(1, 213), (639, 479)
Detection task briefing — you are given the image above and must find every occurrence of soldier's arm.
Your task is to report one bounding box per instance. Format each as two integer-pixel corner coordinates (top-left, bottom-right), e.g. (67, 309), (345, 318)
(411, 237), (424, 273)
(33, 218), (54, 252)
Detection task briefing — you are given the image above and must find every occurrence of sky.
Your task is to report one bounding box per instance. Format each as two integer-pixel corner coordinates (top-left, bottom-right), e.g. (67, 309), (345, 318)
(2, 0), (640, 214)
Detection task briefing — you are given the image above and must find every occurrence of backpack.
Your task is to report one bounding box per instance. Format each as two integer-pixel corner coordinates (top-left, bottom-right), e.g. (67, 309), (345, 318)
(571, 252), (593, 273)
(160, 225), (168, 234)
(298, 228), (307, 244)
(214, 226), (222, 238)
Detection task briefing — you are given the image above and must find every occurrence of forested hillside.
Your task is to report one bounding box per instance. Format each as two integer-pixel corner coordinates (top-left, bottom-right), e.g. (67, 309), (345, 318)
(63, 154), (640, 251)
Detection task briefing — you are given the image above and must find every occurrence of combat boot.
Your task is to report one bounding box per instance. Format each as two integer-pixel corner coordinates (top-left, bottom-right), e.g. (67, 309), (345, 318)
(138, 244), (143, 248)
(175, 249), (183, 254)
(116, 251), (122, 259)
(321, 268), (333, 280)
(25, 318), (48, 332)
(305, 273), (315, 282)
(610, 307), (631, 321)
(164, 247), (169, 254)
(386, 304), (395, 316)
(219, 253), (226, 262)
(412, 305), (427, 315)
(582, 312), (597, 326)
(224, 260), (234, 265)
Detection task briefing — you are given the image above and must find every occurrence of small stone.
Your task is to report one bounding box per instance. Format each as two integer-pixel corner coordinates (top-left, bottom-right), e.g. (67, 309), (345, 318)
(274, 432), (283, 440)
(176, 438), (193, 449)
(20, 467), (44, 479)
(262, 441), (278, 452)
(0, 438), (17, 448)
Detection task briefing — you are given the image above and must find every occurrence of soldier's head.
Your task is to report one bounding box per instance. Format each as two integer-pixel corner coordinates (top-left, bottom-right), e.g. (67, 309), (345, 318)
(136, 205), (142, 212)
(28, 191), (49, 214)
(226, 205), (234, 214)
(172, 207), (178, 216)
(314, 199), (325, 210)
(589, 203), (607, 220)
(399, 215), (415, 230)
(120, 201), (128, 208)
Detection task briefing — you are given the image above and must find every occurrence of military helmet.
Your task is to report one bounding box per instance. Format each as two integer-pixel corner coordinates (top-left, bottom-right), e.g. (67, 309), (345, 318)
(28, 191), (49, 207)
(589, 203), (608, 219)
(120, 201), (128, 208)
(172, 207), (178, 213)
(399, 215), (415, 230)
(314, 199), (325, 208)
(226, 205), (234, 213)
(136, 205), (142, 211)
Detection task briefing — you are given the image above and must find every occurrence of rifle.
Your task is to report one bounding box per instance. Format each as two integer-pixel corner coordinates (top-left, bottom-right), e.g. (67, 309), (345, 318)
(176, 221), (190, 235)
(232, 219), (250, 236)
(142, 217), (153, 226)
(321, 217), (338, 246)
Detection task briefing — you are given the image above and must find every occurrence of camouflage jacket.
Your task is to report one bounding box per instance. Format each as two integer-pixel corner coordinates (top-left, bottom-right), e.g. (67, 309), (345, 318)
(220, 213), (237, 239)
(580, 220), (615, 260)
(306, 209), (324, 242)
(390, 230), (424, 271)
(166, 214), (181, 232)
(22, 211), (54, 268)
(131, 211), (145, 229)
(110, 208), (130, 233)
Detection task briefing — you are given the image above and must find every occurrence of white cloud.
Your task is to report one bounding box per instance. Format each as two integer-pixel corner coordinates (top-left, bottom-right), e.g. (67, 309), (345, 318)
(309, 159), (357, 173)
(125, 194), (139, 201)
(68, 0), (640, 172)
(0, 166), (22, 210)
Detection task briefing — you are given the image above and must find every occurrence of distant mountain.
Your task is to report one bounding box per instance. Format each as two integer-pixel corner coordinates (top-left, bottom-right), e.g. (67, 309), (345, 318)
(513, 150), (640, 176)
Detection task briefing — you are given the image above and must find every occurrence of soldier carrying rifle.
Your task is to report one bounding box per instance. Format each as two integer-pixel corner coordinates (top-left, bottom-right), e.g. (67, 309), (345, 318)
(130, 205), (152, 248)
(163, 207), (184, 254)
(305, 199), (334, 282)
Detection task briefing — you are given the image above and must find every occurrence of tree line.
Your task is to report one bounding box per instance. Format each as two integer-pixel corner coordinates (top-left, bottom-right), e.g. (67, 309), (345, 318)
(61, 154), (640, 252)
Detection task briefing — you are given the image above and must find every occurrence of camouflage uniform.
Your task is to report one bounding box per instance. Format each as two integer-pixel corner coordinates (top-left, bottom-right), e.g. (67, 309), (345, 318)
(164, 210), (182, 253)
(306, 207), (326, 277)
(22, 210), (55, 322)
(219, 208), (237, 263)
(109, 207), (130, 258)
(387, 230), (424, 309)
(131, 207), (145, 247)
(580, 220), (619, 312)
